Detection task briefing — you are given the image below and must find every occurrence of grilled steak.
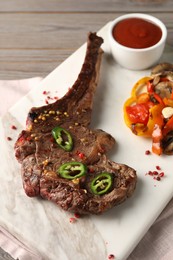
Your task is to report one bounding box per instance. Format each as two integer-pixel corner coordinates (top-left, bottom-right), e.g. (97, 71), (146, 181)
(14, 32), (137, 214)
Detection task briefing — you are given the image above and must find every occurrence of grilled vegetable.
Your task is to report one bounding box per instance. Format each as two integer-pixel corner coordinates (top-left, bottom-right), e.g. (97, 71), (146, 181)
(123, 65), (173, 155)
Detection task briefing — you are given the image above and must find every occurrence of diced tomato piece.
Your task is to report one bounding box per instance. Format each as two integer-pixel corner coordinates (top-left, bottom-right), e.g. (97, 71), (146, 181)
(126, 103), (149, 125)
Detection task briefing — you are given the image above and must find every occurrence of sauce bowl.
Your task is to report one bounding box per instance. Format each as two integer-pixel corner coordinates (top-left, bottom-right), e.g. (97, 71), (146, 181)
(108, 13), (167, 70)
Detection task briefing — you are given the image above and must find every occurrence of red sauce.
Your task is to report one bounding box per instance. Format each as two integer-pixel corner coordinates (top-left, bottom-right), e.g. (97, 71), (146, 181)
(112, 18), (162, 49)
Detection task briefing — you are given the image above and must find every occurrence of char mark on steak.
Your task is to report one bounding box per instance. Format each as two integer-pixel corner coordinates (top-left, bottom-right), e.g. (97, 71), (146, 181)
(14, 32), (137, 214)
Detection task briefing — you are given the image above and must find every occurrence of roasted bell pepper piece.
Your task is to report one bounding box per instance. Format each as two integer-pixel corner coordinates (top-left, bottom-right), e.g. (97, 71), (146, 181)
(124, 96), (150, 136)
(131, 77), (151, 98)
(163, 98), (173, 107)
(147, 80), (154, 93)
(152, 93), (165, 105)
(136, 93), (150, 104)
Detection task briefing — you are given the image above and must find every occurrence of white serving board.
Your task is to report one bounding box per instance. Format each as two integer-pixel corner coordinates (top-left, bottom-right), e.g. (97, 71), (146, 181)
(1, 23), (173, 260)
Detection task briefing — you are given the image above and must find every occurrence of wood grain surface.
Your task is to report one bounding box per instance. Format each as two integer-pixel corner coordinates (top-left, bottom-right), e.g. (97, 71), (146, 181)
(0, 0), (173, 80)
(0, 0), (173, 259)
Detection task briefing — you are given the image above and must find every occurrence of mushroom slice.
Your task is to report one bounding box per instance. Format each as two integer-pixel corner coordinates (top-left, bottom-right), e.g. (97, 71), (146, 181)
(154, 81), (173, 99)
(152, 75), (160, 86)
(166, 71), (173, 81)
(151, 63), (173, 75)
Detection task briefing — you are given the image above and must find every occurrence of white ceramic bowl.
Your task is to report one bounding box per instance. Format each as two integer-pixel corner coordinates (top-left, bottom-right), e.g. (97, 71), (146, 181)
(108, 13), (167, 70)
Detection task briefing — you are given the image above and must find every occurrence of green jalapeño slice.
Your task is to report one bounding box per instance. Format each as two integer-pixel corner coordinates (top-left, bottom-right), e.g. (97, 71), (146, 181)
(58, 162), (87, 180)
(52, 126), (73, 151)
(90, 173), (113, 195)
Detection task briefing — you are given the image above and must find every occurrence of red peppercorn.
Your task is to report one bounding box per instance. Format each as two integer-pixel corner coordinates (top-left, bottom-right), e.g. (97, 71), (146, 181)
(11, 125), (17, 130)
(153, 176), (161, 181)
(145, 150), (151, 155)
(7, 137), (12, 141)
(43, 91), (47, 95)
(74, 213), (80, 218)
(153, 171), (158, 175)
(69, 217), (76, 223)
(89, 167), (94, 173)
(156, 165), (161, 170)
(159, 172), (164, 178)
(108, 254), (115, 260)
(156, 176), (161, 181)
(148, 171), (153, 176)
(50, 137), (54, 143)
(77, 152), (85, 159)
(18, 136), (25, 143)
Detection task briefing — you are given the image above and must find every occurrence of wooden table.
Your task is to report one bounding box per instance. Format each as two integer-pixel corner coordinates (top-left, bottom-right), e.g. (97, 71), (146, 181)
(0, 0), (173, 259)
(0, 0), (173, 81)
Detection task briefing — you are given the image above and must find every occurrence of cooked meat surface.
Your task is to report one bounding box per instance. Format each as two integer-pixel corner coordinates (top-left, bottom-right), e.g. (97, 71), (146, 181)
(14, 32), (137, 214)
